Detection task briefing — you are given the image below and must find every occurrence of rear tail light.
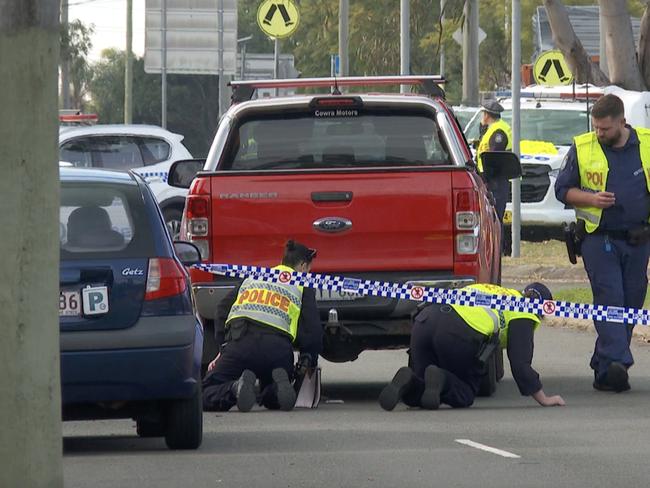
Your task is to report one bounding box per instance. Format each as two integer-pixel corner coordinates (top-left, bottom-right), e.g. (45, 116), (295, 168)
(453, 189), (480, 260)
(182, 194), (210, 261)
(145, 258), (187, 300)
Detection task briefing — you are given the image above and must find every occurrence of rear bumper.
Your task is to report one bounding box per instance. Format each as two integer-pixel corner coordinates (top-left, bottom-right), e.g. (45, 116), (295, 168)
(60, 316), (203, 405)
(192, 273), (476, 321)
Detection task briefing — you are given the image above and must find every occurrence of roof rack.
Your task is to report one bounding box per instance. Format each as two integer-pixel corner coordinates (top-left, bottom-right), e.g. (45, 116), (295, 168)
(229, 75), (446, 104)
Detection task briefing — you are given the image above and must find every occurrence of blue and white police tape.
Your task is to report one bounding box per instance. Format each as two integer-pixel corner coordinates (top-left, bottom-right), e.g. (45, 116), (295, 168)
(193, 263), (650, 326)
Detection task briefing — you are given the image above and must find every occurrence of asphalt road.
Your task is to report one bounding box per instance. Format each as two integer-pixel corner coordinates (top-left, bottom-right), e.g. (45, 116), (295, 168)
(63, 325), (650, 488)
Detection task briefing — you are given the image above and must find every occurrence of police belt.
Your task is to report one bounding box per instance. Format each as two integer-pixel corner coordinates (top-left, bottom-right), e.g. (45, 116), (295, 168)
(591, 228), (630, 241)
(225, 318), (292, 342)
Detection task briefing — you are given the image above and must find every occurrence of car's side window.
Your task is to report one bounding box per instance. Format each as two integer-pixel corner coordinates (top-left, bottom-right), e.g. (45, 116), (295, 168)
(87, 136), (144, 170)
(60, 138), (93, 167)
(139, 137), (171, 165)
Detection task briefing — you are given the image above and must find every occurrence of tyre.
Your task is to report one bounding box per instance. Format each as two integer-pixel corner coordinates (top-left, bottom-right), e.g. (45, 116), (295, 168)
(136, 418), (165, 438)
(477, 352), (497, 397)
(164, 384), (203, 450)
(163, 207), (183, 241)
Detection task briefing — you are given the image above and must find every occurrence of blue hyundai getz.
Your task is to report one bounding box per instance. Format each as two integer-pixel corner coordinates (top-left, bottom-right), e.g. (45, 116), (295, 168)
(59, 167), (203, 450)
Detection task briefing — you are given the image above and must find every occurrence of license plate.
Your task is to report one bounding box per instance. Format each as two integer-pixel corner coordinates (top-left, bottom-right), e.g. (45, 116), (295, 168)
(316, 289), (360, 302)
(503, 210), (512, 224)
(59, 290), (81, 317)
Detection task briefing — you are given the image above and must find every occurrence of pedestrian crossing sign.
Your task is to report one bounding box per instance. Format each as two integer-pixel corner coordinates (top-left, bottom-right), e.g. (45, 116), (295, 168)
(533, 50), (574, 86)
(257, 0), (300, 39)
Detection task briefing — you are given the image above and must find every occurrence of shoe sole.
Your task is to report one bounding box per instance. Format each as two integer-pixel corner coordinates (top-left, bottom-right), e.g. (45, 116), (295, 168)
(607, 362), (630, 393)
(236, 369), (257, 412)
(379, 367), (413, 411)
(421, 366), (444, 410)
(272, 368), (296, 411)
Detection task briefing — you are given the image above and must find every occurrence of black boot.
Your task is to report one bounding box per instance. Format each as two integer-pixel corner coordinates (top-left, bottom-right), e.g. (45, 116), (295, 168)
(272, 368), (296, 411)
(420, 365), (445, 410)
(379, 367), (414, 411)
(232, 369), (257, 412)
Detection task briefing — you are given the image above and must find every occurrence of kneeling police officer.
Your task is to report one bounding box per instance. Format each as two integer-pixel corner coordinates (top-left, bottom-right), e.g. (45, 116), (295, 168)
(379, 283), (565, 410)
(202, 240), (323, 412)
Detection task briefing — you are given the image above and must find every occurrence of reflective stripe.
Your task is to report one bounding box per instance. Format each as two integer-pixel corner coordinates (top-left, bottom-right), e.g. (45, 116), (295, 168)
(574, 209), (599, 224)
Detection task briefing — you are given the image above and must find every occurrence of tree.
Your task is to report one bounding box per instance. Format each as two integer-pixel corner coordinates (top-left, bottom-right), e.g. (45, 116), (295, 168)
(0, 0), (63, 486)
(88, 49), (220, 157)
(544, 0), (650, 90)
(60, 19), (94, 109)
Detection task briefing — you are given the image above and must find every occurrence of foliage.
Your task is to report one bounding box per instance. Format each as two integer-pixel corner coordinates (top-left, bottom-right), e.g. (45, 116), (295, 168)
(60, 19), (94, 110)
(88, 49), (219, 157)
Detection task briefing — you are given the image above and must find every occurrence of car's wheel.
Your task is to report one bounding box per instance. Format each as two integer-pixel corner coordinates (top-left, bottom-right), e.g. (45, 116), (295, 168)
(136, 418), (165, 438)
(164, 384), (203, 450)
(163, 207), (183, 241)
(477, 352), (497, 397)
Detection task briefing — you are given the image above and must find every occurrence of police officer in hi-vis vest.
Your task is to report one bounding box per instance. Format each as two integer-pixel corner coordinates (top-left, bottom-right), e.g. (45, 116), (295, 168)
(555, 94), (650, 393)
(477, 100), (513, 222)
(202, 240), (322, 412)
(379, 283), (565, 410)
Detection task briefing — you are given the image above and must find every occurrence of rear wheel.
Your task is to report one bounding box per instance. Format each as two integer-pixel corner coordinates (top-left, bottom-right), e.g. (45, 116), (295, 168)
(163, 206), (183, 241)
(164, 384), (203, 450)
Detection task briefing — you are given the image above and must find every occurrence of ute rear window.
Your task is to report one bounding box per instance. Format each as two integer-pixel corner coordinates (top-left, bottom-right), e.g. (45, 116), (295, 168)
(60, 182), (155, 259)
(221, 109), (452, 171)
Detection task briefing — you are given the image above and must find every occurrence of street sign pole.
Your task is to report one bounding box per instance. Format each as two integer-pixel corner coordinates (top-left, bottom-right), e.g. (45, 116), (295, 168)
(400, 0), (410, 93)
(161, 0), (167, 128)
(339, 0), (349, 77)
(274, 38), (280, 96)
(511, 0), (521, 257)
(440, 0), (446, 76)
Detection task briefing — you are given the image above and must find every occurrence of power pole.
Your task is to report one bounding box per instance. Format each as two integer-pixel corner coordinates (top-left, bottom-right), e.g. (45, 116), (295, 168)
(125, 0), (133, 124)
(462, 0), (479, 105)
(161, 0), (168, 128)
(440, 0), (446, 76)
(61, 0), (70, 109)
(511, 0), (522, 257)
(0, 0), (63, 487)
(400, 0), (410, 93)
(339, 0), (349, 76)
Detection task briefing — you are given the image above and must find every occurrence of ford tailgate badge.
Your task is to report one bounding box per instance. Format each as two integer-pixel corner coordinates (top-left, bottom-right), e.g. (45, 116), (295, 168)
(313, 217), (352, 233)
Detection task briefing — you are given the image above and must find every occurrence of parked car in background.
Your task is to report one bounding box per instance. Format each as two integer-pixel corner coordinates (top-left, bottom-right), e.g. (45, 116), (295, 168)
(59, 167), (203, 450)
(58, 125), (193, 240)
(464, 84), (603, 244)
(452, 105), (480, 132)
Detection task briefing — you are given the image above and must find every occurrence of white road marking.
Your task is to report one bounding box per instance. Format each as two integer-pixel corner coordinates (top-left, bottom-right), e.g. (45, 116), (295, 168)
(455, 439), (521, 459)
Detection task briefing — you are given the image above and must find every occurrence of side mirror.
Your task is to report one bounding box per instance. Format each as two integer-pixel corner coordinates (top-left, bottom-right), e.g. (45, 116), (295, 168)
(174, 241), (202, 265)
(481, 151), (522, 181)
(168, 159), (206, 189)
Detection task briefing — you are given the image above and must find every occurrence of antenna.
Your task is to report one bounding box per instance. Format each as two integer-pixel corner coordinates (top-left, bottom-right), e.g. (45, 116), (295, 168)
(332, 75), (341, 95)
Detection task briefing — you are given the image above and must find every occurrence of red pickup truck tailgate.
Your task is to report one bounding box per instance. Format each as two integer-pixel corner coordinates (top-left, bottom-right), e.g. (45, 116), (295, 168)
(209, 170), (454, 272)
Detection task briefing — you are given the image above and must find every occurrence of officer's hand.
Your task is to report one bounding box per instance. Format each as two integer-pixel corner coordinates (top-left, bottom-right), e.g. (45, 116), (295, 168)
(533, 389), (566, 407)
(207, 353), (221, 372)
(591, 191), (616, 209)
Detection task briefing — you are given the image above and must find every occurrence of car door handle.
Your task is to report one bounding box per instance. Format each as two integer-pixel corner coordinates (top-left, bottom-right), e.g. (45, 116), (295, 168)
(311, 191), (353, 203)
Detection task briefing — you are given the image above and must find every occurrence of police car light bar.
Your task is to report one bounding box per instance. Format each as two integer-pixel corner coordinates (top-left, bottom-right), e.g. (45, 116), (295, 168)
(230, 76), (447, 102)
(59, 113), (99, 124)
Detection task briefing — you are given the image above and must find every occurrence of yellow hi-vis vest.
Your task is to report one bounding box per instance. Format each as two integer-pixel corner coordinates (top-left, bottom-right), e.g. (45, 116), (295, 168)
(451, 284), (540, 348)
(477, 119), (513, 173)
(226, 264), (303, 341)
(574, 128), (650, 233)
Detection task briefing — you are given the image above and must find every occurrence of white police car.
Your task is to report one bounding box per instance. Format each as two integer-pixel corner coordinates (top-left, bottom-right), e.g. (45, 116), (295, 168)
(59, 124), (193, 239)
(464, 85), (603, 242)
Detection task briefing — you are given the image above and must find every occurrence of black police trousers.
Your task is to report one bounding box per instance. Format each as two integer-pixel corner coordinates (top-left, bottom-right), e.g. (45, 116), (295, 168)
(202, 326), (294, 411)
(404, 304), (486, 408)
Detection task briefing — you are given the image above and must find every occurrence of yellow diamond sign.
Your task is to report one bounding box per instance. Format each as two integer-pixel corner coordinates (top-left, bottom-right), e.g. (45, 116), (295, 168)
(257, 0), (300, 39)
(533, 49), (574, 86)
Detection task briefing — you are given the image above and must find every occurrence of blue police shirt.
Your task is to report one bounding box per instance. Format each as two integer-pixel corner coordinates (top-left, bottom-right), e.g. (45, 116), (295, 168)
(554, 126), (650, 231)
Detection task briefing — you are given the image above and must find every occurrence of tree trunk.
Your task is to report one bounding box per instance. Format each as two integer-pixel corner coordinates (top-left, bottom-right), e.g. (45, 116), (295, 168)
(0, 1), (63, 487)
(638, 5), (650, 89)
(600, 0), (646, 91)
(543, 0), (609, 86)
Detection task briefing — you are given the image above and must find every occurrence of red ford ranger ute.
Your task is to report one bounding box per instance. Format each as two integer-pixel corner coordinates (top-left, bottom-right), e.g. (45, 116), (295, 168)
(169, 76), (510, 394)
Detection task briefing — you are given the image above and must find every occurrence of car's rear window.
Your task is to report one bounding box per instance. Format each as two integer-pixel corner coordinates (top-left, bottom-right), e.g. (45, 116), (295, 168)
(220, 108), (452, 171)
(60, 182), (155, 259)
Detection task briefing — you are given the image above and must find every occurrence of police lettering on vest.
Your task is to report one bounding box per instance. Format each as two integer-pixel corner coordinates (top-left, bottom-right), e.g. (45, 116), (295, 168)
(574, 128), (650, 233)
(226, 264), (303, 340)
(477, 119), (513, 173)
